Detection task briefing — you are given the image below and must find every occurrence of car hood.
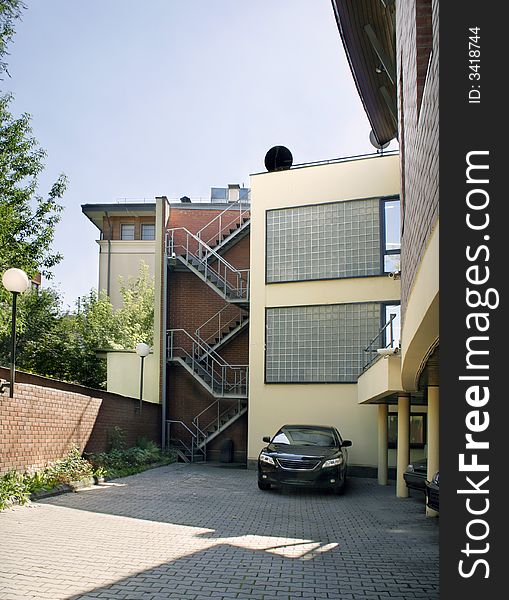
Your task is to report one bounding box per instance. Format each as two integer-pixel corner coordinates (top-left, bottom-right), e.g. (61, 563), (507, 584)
(265, 444), (339, 459)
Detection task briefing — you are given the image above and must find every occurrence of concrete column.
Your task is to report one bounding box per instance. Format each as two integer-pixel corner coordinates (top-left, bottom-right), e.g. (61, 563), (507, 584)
(396, 393), (410, 498)
(426, 385), (440, 517)
(377, 404), (388, 485)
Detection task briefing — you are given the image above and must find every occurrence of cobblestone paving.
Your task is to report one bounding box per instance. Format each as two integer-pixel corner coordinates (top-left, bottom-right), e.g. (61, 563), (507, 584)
(0, 463), (438, 599)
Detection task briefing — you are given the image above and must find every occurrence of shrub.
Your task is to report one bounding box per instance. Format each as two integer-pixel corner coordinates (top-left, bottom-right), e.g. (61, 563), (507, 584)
(107, 426), (126, 451)
(0, 471), (30, 510)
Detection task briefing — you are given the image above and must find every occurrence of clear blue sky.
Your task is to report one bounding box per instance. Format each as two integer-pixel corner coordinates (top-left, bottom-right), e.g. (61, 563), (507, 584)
(6, 0), (396, 307)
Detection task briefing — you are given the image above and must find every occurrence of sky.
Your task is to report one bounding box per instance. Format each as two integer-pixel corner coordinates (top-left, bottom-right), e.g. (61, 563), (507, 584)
(6, 0), (396, 308)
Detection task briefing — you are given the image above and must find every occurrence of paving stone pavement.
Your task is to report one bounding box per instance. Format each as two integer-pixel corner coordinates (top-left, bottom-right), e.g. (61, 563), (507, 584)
(0, 463), (439, 600)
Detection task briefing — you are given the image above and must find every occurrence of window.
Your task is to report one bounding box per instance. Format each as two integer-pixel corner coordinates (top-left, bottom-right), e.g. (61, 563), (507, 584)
(384, 304), (401, 349)
(266, 198), (381, 283)
(265, 303), (381, 383)
(141, 223), (155, 240)
(388, 413), (427, 449)
(120, 224), (135, 240)
(382, 199), (401, 272)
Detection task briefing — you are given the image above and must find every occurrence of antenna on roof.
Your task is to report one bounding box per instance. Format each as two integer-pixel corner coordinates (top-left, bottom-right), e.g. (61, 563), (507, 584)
(369, 130), (390, 155)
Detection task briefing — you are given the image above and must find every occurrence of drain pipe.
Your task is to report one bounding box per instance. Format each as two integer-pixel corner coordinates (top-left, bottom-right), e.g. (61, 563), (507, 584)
(161, 226), (169, 450)
(105, 211), (113, 297)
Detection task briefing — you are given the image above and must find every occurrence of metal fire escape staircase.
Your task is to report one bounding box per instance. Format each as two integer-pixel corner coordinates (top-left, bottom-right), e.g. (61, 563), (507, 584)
(166, 202), (250, 461)
(166, 329), (248, 461)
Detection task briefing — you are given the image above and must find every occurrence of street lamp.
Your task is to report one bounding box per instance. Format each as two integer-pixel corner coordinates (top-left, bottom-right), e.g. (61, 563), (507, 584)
(135, 342), (150, 412)
(1, 268), (30, 397)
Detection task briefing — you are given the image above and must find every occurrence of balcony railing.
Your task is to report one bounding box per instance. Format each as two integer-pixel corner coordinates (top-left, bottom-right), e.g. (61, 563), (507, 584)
(362, 313), (399, 371)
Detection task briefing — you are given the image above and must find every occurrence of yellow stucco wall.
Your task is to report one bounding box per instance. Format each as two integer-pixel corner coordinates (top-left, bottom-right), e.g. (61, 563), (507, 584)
(106, 351), (159, 404)
(401, 222), (439, 390)
(98, 240), (155, 310)
(248, 155), (401, 466)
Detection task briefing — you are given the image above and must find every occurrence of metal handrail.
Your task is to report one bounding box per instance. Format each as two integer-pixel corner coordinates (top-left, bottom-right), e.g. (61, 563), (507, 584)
(167, 328), (249, 397)
(166, 419), (207, 461)
(167, 227), (249, 300)
(196, 199), (250, 249)
(193, 398), (247, 447)
(195, 305), (248, 347)
(362, 313), (398, 370)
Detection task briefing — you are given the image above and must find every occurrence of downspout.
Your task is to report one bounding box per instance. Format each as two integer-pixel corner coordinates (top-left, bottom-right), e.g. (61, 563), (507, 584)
(105, 211), (113, 297)
(161, 204), (169, 449)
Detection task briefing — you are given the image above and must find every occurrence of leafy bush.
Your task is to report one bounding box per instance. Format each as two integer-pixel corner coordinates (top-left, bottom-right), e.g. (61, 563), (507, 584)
(1, 443), (176, 511)
(1, 446), (93, 511)
(89, 442), (175, 479)
(0, 470), (30, 510)
(47, 446), (93, 484)
(107, 426), (126, 451)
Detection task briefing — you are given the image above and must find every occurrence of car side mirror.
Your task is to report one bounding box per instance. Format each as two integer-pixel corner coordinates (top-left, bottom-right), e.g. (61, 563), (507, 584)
(262, 436), (271, 443)
(341, 440), (352, 447)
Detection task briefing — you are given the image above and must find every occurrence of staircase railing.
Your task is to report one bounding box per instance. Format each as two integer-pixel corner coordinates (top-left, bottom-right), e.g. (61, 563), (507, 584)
(166, 419), (207, 461)
(167, 328), (249, 397)
(195, 305), (248, 348)
(196, 199), (250, 249)
(167, 227), (249, 301)
(193, 398), (247, 448)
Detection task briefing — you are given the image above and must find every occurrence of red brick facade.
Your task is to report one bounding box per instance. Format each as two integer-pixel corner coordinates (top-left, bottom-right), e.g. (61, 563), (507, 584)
(166, 205), (250, 462)
(0, 367), (161, 474)
(397, 0), (439, 316)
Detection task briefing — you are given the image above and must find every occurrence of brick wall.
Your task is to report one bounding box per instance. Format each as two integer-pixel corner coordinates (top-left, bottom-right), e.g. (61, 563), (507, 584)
(397, 0), (439, 317)
(0, 367), (161, 474)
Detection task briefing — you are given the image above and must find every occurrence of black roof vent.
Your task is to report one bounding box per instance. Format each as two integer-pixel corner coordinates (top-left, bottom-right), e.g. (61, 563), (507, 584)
(264, 146), (293, 172)
(180, 196), (191, 203)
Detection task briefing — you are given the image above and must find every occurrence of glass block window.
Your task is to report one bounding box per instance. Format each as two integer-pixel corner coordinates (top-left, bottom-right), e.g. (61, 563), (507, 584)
(266, 199), (381, 283)
(265, 303), (381, 383)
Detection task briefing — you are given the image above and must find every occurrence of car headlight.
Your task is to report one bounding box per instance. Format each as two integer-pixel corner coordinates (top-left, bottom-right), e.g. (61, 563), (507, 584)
(406, 464), (414, 472)
(322, 456), (343, 468)
(432, 472), (439, 485)
(259, 453), (275, 466)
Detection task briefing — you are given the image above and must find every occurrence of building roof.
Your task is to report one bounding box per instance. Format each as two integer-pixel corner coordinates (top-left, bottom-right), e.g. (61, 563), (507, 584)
(331, 0), (397, 145)
(81, 203), (156, 232)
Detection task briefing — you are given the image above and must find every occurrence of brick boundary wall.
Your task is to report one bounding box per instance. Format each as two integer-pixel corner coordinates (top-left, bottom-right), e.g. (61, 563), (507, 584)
(0, 367), (161, 475)
(398, 0), (439, 317)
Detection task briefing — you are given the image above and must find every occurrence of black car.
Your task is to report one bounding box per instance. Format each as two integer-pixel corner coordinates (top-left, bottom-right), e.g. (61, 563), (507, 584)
(257, 424), (352, 494)
(425, 471), (439, 512)
(403, 458), (427, 491)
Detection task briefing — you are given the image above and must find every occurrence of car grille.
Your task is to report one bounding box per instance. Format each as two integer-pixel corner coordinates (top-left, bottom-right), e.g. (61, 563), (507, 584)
(277, 458), (320, 471)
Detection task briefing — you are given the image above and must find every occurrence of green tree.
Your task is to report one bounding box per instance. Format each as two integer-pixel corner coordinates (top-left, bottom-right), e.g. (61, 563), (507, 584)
(1, 2), (67, 335)
(0, 94), (67, 279)
(0, 0), (24, 79)
(0, 265), (155, 388)
(113, 262), (155, 349)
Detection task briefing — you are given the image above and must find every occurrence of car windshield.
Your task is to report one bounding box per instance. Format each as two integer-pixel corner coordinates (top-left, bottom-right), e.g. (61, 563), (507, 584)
(272, 427), (337, 447)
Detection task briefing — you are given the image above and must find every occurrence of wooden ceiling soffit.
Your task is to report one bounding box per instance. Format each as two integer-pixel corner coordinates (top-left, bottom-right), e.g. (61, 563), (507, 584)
(331, 0), (397, 145)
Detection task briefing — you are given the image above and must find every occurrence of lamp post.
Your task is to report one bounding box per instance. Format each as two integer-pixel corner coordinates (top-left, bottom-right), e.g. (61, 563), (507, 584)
(135, 342), (150, 412)
(2, 268), (30, 398)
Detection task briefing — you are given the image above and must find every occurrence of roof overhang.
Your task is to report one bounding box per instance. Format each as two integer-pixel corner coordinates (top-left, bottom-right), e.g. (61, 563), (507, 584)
(331, 0), (397, 145)
(81, 203), (156, 233)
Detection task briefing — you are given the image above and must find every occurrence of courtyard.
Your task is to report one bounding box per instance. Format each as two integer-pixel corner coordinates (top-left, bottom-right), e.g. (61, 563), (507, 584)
(0, 463), (438, 600)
